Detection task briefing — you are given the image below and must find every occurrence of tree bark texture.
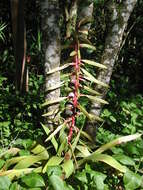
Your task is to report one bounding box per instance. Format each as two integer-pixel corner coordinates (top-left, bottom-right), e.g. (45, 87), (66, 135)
(41, 0), (61, 125)
(11, 0), (28, 92)
(87, 0), (137, 138)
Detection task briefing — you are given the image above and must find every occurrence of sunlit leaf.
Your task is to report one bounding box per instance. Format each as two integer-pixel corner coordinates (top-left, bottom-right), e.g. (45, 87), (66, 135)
(13, 155), (46, 169)
(0, 148), (20, 159)
(47, 63), (73, 75)
(45, 123), (66, 142)
(70, 51), (77, 56)
(81, 68), (108, 87)
(42, 97), (67, 107)
(46, 82), (64, 92)
(76, 145), (91, 157)
(0, 167), (42, 180)
(79, 153), (127, 173)
(83, 94), (108, 105)
(49, 174), (66, 190)
(43, 156), (64, 173)
(94, 134), (142, 154)
(41, 123), (58, 152)
(80, 44), (96, 51)
(82, 59), (107, 69)
(62, 160), (74, 178)
(83, 85), (101, 95)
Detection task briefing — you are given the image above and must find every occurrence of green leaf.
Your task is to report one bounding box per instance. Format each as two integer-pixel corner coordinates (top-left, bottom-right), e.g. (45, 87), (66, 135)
(78, 154), (127, 173)
(76, 145), (91, 157)
(49, 174), (66, 190)
(109, 115), (116, 122)
(41, 123), (58, 152)
(0, 148), (20, 158)
(31, 144), (49, 158)
(123, 170), (142, 190)
(70, 51), (77, 56)
(0, 176), (11, 190)
(82, 59), (107, 69)
(83, 85), (101, 95)
(80, 44), (96, 51)
(81, 68), (108, 87)
(113, 154), (135, 166)
(47, 63), (73, 75)
(45, 123), (66, 142)
(42, 97), (67, 107)
(0, 167), (42, 180)
(83, 95), (108, 105)
(10, 182), (21, 190)
(0, 160), (5, 169)
(77, 104), (103, 122)
(62, 160), (74, 178)
(75, 171), (88, 183)
(93, 172), (107, 190)
(94, 134), (142, 155)
(46, 166), (62, 177)
(21, 173), (45, 188)
(57, 138), (68, 156)
(14, 155), (46, 169)
(43, 156), (64, 173)
(46, 82), (64, 92)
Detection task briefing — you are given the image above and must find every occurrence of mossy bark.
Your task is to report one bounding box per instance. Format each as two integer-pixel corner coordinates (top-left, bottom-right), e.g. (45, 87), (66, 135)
(41, 0), (61, 126)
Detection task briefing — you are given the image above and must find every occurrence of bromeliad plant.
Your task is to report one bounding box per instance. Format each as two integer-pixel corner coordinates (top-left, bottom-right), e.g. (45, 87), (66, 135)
(0, 2), (142, 189)
(43, 20), (108, 144)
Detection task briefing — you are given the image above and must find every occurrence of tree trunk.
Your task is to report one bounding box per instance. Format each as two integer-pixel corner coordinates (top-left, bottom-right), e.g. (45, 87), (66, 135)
(41, 0), (61, 127)
(87, 0), (137, 139)
(11, 0), (28, 92)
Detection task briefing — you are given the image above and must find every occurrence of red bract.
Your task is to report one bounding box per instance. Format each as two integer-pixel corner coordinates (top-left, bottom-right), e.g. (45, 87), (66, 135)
(67, 42), (81, 143)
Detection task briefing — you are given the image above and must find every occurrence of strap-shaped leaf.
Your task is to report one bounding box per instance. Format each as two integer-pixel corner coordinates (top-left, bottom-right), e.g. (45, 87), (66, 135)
(0, 148), (20, 158)
(70, 51), (77, 56)
(83, 85), (101, 95)
(46, 82), (64, 92)
(80, 44), (96, 51)
(14, 155), (46, 169)
(77, 104), (103, 122)
(94, 133), (142, 155)
(76, 145), (91, 157)
(42, 97), (67, 107)
(82, 59), (107, 69)
(0, 167), (42, 180)
(47, 63), (73, 75)
(78, 153), (127, 173)
(83, 94), (109, 105)
(41, 123), (58, 152)
(45, 123), (66, 142)
(81, 68), (108, 87)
